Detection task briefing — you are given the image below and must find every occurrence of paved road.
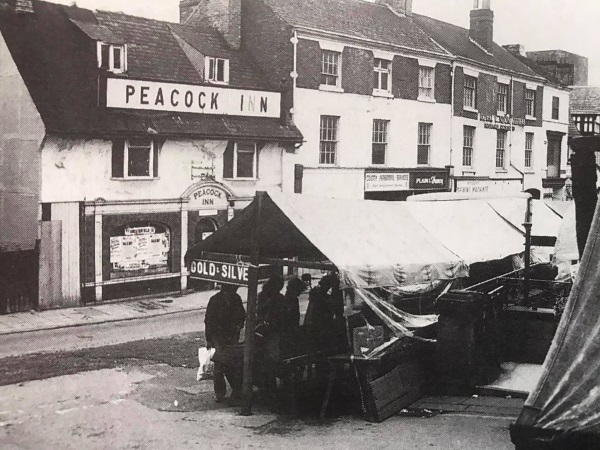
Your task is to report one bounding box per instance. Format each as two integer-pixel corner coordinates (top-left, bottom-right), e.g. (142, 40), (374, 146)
(0, 309), (205, 359)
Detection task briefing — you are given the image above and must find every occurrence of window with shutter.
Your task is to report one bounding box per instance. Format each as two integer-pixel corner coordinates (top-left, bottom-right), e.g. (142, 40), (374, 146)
(223, 141), (234, 179)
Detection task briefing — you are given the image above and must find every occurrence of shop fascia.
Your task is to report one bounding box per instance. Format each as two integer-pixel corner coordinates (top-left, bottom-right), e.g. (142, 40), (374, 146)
(365, 169), (450, 192)
(479, 113), (526, 131)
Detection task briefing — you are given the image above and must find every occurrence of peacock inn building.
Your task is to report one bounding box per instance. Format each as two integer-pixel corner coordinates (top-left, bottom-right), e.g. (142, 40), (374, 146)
(0, 0), (302, 308)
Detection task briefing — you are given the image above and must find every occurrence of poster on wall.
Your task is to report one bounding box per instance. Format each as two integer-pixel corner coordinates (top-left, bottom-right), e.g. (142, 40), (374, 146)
(110, 225), (170, 278)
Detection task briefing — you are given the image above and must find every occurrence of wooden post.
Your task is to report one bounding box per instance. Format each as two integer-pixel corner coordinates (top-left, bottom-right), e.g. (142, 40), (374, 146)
(241, 192), (263, 416)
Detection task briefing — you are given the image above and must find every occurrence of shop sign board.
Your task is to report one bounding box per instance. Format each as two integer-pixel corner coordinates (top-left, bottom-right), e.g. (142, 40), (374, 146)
(189, 185), (229, 210)
(479, 113), (526, 131)
(106, 78), (281, 118)
(455, 178), (523, 195)
(190, 260), (277, 286)
(410, 172), (448, 190)
(365, 172), (410, 192)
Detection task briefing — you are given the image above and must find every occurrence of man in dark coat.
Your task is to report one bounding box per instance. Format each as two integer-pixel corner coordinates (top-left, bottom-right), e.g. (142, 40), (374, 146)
(204, 284), (246, 402)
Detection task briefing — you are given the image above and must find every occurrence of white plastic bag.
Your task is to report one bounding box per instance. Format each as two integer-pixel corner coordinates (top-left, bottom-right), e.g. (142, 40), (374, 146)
(197, 347), (216, 381)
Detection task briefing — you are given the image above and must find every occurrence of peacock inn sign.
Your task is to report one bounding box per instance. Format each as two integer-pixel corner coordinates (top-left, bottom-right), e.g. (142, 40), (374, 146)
(105, 78), (281, 118)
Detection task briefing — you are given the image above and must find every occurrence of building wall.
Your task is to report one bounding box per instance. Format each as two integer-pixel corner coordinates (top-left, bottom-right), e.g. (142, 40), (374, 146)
(527, 50), (589, 86)
(0, 32), (45, 251)
(294, 87), (452, 169)
(40, 137), (287, 203)
(295, 37), (452, 104)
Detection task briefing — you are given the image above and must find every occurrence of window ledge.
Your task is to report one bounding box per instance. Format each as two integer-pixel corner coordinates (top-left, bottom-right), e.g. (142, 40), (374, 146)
(523, 170), (535, 174)
(497, 111), (508, 117)
(526, 115), (536, 121)
(319, 85), (344, 93)
(111, 177), (159, 181)
(222, 177), (258, 182)
(495, 169), (508, 174)
(418, 96), (436, 103)
(372, 89), (393, 98)
(463, 106), (478, 113)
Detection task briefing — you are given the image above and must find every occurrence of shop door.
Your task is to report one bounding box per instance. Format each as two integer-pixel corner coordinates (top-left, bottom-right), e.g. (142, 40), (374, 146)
(194, 218), (218, 244)
(547, 136), (562, 178)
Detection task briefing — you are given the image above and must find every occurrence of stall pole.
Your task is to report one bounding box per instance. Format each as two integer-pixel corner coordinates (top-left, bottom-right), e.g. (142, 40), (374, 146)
(523, 196), (533, 308)
(241, 192), (263, 416)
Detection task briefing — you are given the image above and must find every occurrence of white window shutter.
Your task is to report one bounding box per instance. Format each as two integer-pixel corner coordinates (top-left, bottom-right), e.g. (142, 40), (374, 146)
(204, 57), (211, 81)
(224, 59), (230, 84)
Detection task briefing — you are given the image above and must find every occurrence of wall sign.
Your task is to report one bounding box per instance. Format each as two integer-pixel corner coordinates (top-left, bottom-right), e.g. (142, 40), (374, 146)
(365, 172), (410, 192)
(188, 185), (229, 210)
(479, 113), (526, 131)
(410, 172), (448, 190)
(189, 260), (277, 286)
(455, 178), (523, 195)
(106, 78), (281, 118)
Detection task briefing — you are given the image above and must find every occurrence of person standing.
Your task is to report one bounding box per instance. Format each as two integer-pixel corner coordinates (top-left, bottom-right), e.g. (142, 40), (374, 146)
(204, 284), (246, 403)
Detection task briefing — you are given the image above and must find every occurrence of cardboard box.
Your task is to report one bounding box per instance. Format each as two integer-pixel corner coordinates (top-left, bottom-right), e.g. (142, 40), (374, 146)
(353, 326), (385, 357)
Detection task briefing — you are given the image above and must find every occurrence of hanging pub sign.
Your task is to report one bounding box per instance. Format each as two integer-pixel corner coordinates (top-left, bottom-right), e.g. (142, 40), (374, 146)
(189, 259), (278, 286)
(106, 78), (281, 118)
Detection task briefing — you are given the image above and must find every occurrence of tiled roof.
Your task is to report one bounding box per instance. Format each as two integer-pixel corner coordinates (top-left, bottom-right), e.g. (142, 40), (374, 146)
(169, 23), (268, 90)
(570, 86), (600, 114)
(413, 14), (542, 79)
(92, 10), (204, 84)
(0, 0), (301, 141)
(261, 0), (449, 56)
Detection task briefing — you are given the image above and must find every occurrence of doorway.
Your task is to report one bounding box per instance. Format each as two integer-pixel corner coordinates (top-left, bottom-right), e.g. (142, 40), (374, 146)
(194, 217), (218, 244)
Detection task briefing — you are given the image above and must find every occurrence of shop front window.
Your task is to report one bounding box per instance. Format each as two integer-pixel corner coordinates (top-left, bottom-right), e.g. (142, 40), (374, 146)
(109, 222), (171, 280)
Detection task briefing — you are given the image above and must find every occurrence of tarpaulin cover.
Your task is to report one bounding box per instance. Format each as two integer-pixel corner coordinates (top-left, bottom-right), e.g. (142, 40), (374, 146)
(552, 203), (579, 281)
(185, 192), (532, 289)
(519, 200), (600, 433)
(487, 199), (564, 239)
(404, 200), (526, 264)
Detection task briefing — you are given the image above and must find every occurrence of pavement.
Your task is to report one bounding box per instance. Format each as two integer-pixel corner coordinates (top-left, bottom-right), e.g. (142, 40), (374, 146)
(0, 288), (225, 336)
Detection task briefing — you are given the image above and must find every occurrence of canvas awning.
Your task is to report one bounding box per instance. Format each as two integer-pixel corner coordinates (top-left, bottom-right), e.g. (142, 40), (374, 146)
(185, 192), (534, 289)
(404, 200), (527, 264)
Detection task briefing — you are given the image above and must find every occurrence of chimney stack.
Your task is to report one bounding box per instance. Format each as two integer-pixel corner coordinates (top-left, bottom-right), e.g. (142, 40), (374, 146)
(470, 0), (494, 50)
(376, 0), (413, 17)
(180, 0), (241, 50)
(503, 44), (526, 57)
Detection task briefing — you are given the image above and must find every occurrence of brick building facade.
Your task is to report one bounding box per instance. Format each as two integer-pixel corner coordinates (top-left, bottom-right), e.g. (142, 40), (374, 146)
(185, 0), (569, 201)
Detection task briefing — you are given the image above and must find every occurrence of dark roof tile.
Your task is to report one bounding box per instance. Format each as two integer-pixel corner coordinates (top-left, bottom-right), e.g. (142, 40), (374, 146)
(262, 0), (449, 55)
(571, 86), (600, 114)
(413, 14), (542, 79)
(0, 0), (302, 141)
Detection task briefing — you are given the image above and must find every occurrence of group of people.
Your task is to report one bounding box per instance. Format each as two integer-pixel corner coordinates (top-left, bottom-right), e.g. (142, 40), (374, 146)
(204, 272), (345, 404)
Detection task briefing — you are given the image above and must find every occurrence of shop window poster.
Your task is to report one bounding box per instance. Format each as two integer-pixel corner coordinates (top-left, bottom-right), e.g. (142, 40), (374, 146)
(110, 225), (170, 278)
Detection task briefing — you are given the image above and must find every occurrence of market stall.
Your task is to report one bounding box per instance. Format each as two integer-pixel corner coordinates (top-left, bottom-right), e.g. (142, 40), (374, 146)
(184, 191), (540, 418)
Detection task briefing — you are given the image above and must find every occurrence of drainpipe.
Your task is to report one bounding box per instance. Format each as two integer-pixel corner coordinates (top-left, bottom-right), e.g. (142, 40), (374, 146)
(290, 30), (299, 121)
(449, 61), (456, 191)
(508, 75), (525, 189)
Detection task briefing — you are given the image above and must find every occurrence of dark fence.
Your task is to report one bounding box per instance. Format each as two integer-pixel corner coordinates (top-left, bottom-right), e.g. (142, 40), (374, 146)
(0, 245), (39, 314)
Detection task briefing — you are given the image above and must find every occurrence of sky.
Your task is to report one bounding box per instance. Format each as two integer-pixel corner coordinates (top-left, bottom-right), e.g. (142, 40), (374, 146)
(48, 0), (600, 84)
